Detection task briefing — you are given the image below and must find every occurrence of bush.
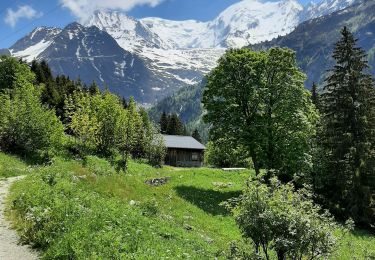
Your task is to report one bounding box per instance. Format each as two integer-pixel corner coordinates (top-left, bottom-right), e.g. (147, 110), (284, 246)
(147, 133), (166, 167)
(224, 176), (348, 260)
(0, 85), (64, 157)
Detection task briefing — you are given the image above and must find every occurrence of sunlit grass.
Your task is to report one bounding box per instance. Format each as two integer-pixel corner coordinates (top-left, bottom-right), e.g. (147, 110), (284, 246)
(0, 153), (32, 179)
(2, 152), (374, 259)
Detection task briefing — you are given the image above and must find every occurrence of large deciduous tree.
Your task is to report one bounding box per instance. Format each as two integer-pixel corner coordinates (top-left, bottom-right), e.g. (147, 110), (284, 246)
(317, 27), (375, 227)
(203, 48), (317, 181)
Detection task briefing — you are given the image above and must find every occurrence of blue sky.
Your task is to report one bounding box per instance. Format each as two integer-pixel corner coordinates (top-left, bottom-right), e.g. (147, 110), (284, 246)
(0, 0), (312, 49)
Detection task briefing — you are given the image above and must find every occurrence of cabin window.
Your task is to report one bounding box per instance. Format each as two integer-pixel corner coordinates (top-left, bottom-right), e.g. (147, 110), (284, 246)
(192, 152), (199, 161)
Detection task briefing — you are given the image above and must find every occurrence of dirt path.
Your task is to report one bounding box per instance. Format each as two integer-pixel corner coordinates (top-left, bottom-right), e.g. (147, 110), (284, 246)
(0, 176), (38, 260)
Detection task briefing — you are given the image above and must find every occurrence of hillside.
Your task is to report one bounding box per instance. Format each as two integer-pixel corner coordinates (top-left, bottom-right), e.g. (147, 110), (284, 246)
(2, 152), (374, 258)
(4, 153), (249, 258)
(148, 81), (208, 141)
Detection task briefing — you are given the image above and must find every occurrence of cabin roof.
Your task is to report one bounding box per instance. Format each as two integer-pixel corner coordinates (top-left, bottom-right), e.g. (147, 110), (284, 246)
(162, 135), (206, 150)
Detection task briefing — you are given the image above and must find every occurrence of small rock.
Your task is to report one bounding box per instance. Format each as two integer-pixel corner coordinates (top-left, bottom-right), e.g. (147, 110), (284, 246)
(145, 177), (170, 186)
(212, 182), (233, 189)
(184, 224), (193, 231)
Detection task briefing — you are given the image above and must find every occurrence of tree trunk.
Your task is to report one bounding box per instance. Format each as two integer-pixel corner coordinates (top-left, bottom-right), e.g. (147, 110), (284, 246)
(277, 250), (286, 260)
(122, 150), (128, 172)
(250, 148), (260, 176)
(254, 243), (259, 254)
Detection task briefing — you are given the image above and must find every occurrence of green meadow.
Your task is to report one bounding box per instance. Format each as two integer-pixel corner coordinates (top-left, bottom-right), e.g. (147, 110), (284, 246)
(1, 152), (373, 259)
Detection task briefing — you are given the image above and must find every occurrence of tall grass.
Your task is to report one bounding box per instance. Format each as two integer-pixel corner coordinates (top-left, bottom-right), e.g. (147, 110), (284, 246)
(4, 153), (375, 259)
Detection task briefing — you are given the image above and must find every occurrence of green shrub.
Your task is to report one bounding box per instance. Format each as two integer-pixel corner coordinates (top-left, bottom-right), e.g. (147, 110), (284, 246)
(0, 56), (35, 92)
(224, 176), (348, 260)
(0, 85), (64, 157)
(147, 133), (166, 167)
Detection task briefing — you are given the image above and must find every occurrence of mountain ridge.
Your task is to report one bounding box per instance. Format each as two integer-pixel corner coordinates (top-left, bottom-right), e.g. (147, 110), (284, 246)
(8, 0), (359, 103)
(252, 0), (374, 88)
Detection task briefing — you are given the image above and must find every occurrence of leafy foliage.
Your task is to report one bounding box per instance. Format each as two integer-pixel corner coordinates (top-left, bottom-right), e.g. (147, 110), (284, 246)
(205, 138), (252, 168)
(66, 91), (165, 169)
(31, 60), (85, 119)
(0, 56), (35, 92)
(147, 131), (166, 167)
(0, 85), (64, 157)
(224, 177), (346, 260)
(203, 48), (318, 181)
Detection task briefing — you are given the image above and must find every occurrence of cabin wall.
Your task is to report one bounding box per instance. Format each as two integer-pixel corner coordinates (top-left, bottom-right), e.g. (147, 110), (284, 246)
(165, 148), (204, 167)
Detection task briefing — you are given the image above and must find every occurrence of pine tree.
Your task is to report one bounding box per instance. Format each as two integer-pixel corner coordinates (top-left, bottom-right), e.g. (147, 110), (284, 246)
(318, 27), (375, 227)
(159, 112), (168, 134)
(192, 128), (202, 143)
(167, 113), (184, 135)
(88, 82), (100, 95)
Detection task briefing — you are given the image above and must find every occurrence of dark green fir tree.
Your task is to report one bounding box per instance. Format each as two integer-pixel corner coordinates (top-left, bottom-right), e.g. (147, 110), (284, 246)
(166, 113), (184, 135)
(318, 27), (375, 228)
(88, 82), (100, 95)
(159, 112), (168, 134)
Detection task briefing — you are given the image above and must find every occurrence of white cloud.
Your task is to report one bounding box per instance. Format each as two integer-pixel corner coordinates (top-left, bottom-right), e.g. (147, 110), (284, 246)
(60, 0), (165, 22)
(4, 5), (43, 28)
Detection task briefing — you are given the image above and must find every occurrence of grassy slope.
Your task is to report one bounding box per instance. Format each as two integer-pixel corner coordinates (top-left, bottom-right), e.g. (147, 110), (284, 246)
(87, 160), (250, 249)
(2, 152), (374, 259)
(0, 153), (32, 179)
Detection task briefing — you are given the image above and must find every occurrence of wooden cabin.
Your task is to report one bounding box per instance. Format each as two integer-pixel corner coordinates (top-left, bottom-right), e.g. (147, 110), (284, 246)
(163, 135), (206, 167)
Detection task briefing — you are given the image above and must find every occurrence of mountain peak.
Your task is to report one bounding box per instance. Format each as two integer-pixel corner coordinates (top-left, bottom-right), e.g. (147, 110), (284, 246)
(64, 22), (85, 31)
(86, 10), (138, 31)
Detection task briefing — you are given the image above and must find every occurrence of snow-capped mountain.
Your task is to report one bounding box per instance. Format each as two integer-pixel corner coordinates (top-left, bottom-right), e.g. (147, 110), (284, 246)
(301, 0), (358, 21)
(96, 0), (357, 50)
(86, 10), (226, 89)
(91, 0), (304, 50)
(9, 0), (359, 104)
(11, 23), (171, 102)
